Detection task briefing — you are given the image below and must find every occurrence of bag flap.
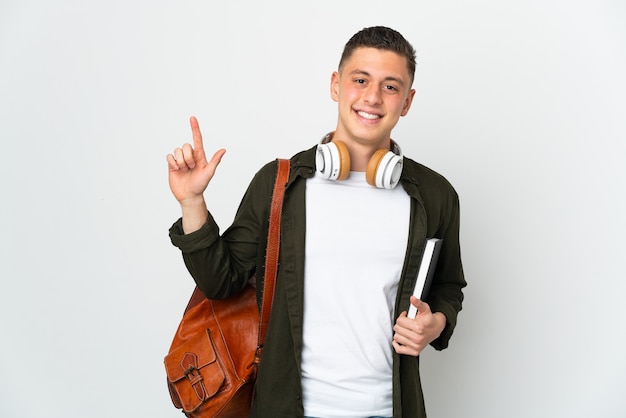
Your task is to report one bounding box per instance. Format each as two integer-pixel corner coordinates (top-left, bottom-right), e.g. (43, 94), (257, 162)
(164, 329), (226, 412)
(164, 329), (218, 382)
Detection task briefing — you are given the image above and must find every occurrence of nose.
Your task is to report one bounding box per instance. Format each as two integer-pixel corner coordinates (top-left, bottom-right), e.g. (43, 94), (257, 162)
(363, 84), (382, 105)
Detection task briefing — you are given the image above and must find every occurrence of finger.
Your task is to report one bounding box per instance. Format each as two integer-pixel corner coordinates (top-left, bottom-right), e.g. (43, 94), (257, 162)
(189, 116), (205, 154)
(166, 154), (179, 170)
(393, 317), (419, 342)
(173, 148), (190, 171)
(394, 311), (417, 332)
(394, 332), (416, 349)
(392, 335), (421, 357)
(392, 339), (407, 354)
(396, 324), (427, 347)
(395, 314), (423, 339)
(182, 143), (196, 169)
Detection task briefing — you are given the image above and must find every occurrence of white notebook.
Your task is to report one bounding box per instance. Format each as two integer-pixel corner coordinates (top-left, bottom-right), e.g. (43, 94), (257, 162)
(407, 238), (443, 319)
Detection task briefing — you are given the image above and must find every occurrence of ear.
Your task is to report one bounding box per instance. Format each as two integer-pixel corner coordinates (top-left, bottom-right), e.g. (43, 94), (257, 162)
(330, 71), (340, 102)
(400, 88), (416, 117)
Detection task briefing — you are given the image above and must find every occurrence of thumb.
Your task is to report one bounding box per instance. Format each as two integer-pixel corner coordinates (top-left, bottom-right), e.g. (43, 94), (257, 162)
(204, 149), (227, 181)
(410, 296), (431, 315)
(208, 148), (226, 167)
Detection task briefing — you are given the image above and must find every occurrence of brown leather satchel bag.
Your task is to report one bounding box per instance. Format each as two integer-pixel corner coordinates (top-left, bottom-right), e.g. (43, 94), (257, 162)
(164, 158), (290, 417)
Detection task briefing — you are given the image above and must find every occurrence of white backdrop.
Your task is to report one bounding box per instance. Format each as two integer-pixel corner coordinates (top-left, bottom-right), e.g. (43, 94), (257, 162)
(1, 0), (625, 417)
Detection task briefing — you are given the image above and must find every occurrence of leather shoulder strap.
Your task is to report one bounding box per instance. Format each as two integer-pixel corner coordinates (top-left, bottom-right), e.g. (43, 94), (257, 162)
(258, 158), (290, 347)
(182, 158), (291, 350)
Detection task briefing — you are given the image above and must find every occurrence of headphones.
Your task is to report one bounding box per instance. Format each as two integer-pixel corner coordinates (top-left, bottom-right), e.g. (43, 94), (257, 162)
(315, 132), (404, 189)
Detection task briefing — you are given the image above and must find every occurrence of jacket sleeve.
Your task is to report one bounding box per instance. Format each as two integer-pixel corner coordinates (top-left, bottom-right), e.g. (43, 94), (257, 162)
(427, 189), (466, 350)
(168, 160), (278, 299)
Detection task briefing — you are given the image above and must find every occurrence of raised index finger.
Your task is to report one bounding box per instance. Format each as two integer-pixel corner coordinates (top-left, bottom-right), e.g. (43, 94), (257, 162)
(189, 116), (205, 153)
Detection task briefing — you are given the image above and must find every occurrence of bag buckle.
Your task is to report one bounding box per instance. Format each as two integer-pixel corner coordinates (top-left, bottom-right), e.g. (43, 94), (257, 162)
(181, 352), (208, 402)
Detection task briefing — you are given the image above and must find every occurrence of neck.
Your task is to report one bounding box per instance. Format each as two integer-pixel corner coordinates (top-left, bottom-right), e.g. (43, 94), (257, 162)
(349, 143), (385, 171)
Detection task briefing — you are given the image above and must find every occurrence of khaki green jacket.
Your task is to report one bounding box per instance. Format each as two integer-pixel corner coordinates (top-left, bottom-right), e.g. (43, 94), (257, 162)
(169, 145), (466, 418)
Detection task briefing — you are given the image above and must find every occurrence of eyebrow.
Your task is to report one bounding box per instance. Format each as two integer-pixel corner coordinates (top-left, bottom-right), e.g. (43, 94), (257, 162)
(349, 69), (407, 87)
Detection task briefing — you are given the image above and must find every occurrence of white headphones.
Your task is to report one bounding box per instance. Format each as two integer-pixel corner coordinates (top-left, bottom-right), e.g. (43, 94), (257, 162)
(315, 132), (404, 189)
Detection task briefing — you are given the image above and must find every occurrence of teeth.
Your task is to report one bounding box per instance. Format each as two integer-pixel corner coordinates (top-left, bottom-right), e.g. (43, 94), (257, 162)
(357, 111), (380, 120)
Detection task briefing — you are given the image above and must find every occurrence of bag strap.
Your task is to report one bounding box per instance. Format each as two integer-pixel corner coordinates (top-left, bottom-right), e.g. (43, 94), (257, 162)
(256, 158), (290, 361)
(181, 159), (290, 359)
(183, 159), (290, 317)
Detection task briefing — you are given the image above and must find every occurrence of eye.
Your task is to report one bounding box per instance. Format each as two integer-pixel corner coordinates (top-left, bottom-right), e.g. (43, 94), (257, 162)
(383, 84), (399, 92)
(355, 78), (366, 84)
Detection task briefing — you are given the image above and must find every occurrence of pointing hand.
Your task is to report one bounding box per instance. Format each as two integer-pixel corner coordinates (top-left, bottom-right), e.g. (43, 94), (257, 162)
(167, 116), (226, 205)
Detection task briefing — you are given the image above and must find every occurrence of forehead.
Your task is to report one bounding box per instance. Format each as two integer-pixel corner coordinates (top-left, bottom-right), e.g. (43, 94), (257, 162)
(340, 47), (411, 82)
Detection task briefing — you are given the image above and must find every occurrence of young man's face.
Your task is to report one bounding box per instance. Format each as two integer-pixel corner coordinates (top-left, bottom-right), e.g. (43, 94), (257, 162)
(331, 47), (415, 149)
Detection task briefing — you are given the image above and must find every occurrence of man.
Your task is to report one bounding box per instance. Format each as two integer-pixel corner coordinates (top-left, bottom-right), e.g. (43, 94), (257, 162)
(167, 26), (465, 418)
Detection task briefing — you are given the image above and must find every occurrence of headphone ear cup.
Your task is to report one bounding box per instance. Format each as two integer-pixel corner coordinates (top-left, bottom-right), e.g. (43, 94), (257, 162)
(316, 140), (351, 180)
(366, 149), (388, 187)
(366, 149), (403, 189)
(333, 140), (351, 180)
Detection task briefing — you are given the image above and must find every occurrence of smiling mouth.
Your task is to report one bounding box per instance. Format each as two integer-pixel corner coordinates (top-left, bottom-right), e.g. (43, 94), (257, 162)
(356, 110), (382, 120)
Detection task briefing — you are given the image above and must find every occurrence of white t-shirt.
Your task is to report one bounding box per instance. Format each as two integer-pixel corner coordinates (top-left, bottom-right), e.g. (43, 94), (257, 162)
(302, 171), (410, 418)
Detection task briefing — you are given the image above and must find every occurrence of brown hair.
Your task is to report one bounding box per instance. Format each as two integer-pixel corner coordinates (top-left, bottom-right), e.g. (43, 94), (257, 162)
(339, 26), (417, 85)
